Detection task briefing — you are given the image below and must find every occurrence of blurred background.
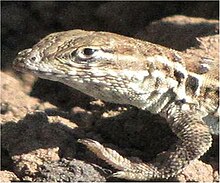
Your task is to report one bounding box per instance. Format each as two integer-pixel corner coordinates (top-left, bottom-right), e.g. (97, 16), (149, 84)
(2, 1), (219, 70)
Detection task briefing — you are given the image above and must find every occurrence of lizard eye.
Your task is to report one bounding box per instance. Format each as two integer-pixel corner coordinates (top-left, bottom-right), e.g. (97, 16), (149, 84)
(77, 47), (97, 60)
(83, 48), (96, 56)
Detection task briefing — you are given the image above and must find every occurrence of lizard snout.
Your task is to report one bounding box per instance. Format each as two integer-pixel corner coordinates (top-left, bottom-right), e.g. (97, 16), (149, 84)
(13, 48), (41, 72)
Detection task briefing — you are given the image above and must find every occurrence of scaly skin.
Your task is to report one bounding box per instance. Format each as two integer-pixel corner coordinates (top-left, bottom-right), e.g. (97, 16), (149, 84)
(13, 29), (219, 180)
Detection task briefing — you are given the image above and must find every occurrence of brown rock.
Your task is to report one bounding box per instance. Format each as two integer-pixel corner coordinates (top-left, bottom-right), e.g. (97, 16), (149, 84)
(136, 15), (219, 50)
(176, 160), (218, 182)
(0, 170), (19, 182)
(12, 148), (59, 181)
(34, 158), (107, 182)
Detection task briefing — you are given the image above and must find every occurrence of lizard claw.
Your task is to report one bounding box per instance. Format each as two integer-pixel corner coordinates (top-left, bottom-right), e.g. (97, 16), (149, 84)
(112, 170), (158, 181)
(112, 171), (142, 180)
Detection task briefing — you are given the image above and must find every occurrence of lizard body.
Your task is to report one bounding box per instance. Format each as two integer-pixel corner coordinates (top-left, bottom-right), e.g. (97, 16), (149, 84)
(13, 29), (219, 180)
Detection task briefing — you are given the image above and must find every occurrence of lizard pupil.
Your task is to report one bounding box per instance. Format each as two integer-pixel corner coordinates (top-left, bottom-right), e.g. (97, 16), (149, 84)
(83, 48), (96, 56)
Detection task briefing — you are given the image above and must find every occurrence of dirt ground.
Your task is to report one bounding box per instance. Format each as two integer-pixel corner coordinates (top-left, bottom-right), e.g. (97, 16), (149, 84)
(1, 2), (219, 182)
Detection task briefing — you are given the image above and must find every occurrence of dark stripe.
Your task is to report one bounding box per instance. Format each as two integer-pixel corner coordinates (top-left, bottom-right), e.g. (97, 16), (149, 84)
(174, 70), (185, 84)
(186, 75), (200, 95)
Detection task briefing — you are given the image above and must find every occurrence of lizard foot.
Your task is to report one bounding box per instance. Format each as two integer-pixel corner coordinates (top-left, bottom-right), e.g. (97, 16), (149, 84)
(78, 139), (160, 180)
(78, 108), (212, 180)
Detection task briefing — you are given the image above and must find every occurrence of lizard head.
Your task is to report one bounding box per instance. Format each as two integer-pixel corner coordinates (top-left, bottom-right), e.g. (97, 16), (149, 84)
(13, 29), (147, 75)
(13, 29), (153, 103)
(13, 29), (179, 107)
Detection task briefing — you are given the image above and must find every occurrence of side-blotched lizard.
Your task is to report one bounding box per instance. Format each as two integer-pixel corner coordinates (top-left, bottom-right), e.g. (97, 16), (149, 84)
(13, 30), (219, 180)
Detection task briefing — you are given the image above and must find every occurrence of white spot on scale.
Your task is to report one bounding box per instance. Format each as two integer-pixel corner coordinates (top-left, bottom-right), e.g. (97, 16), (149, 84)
(151, 70), (165, 79)
(28, 64), (39, 71)
(166, 78), (178, 88)
(157, 87), (168, 94)
(71, 78), (79, 81)
(175, 86), (187, 101)
(201, 63), (210, 68)
(128, 82), (146, 94)
(78, 80), (84, 83)
(84, 78), (91, 82)
(146, 55), (173, 67)
(44, 72), (53, 76)
(91, 78), (100, 83)
(103, 87), (111, 91)
(39, 66), (53, 72)
(173, 62), (187, 76)
(55, 74), (68, 78)
(68, 70), (77, 76)
(106, 70), (118, 77)
(90, 68), (107, 77)
(120, 70), (135, 80)
(120, 70), (149, 80)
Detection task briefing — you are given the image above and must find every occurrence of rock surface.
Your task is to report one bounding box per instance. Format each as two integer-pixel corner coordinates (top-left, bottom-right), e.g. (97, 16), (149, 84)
(0, 171), (19, 182)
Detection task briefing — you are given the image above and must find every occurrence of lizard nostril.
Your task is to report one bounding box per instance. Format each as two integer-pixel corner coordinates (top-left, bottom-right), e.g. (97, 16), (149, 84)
(31, 57), (36, 61)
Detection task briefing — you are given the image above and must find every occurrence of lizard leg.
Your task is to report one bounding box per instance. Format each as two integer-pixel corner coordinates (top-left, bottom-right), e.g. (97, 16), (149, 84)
(78, 138), (159, 180)
(78, 109), (212, 180)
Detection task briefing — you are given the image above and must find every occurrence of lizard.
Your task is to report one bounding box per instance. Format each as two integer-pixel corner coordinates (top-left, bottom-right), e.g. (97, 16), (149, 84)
(13, 29), (219, 180)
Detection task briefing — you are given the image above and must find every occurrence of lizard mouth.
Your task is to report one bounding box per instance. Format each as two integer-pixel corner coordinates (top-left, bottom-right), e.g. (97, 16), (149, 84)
(13, 56), (28, 72)
(13, 56), (40, 73)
